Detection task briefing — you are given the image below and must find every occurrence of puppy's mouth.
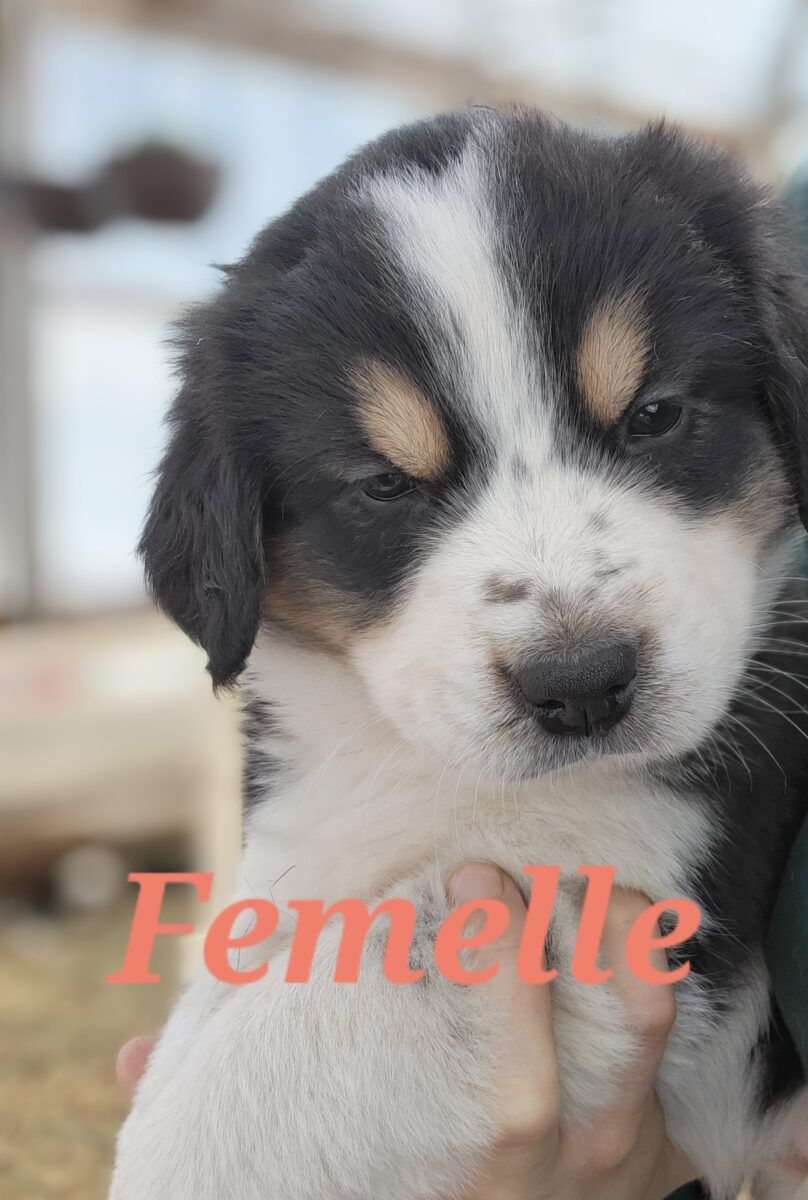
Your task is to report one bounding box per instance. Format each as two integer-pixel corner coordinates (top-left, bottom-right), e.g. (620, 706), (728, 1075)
(528, 711), (647, 769)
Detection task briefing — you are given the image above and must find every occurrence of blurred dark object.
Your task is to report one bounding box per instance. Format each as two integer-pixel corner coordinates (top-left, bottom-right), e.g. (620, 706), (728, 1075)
(2, 178), (111, 232)
(0, 141), (220, 232)
(101, 142), (220, 222)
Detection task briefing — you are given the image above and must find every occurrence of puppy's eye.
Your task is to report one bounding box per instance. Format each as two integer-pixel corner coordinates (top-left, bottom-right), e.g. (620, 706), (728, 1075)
(362, 471), (416, 501)
(627, 399), (683, 438)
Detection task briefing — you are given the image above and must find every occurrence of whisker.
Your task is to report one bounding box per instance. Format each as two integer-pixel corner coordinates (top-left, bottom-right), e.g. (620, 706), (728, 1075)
(363, 738), (409, 833)
(720, 725), (754, 790)
(432, 757), (454, 894)
(451, 762), (468, 850)
(742, 681), (808, 745)
(751, 640), (808, 657)
(298, 712), (390, 819)
(723, 711), (787, 785)
(745, 660), (808, 698)
(471, 770), (483, 837)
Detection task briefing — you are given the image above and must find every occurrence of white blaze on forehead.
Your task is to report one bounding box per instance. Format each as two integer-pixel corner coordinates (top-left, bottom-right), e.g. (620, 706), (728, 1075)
(362, 135), (553, 457)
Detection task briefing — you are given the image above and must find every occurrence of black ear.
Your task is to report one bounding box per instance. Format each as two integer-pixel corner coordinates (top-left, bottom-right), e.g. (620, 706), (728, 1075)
(139, 326), (265, 689)
(635, 124), (808, 530)
(759, 263), (808, 532)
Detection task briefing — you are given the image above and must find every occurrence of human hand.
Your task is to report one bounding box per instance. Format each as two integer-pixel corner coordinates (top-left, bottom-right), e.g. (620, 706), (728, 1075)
(116, 865), (696, 1200)
(444, 863), (695, 1200)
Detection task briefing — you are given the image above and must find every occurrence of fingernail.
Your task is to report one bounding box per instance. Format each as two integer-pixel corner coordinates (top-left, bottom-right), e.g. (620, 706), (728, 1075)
(448, 863), (504, 906)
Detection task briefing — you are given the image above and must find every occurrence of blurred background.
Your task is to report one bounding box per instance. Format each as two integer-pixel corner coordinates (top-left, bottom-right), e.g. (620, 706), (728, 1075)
(2, 1), (808, 1196)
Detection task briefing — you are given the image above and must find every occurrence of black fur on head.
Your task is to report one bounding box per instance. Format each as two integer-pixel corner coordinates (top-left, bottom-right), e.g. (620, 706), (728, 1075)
(139, 109), (808, 689)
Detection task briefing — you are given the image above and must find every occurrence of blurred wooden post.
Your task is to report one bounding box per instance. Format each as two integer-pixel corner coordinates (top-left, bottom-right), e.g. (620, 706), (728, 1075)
(180, 691), (243, 981)
(0, 0), (37, 620)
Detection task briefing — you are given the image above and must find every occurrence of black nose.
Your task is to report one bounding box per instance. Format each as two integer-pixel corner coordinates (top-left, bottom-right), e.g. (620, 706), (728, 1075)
(515, 640), (637, 737)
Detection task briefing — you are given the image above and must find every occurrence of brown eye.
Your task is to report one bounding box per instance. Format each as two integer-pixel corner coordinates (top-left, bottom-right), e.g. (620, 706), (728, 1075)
(627, 399), (683, 437)
(362, 471), (416, 501)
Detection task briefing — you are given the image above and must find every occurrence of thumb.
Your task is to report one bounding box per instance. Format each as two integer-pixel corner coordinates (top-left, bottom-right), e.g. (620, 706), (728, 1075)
(116, 1035), (155, 1098)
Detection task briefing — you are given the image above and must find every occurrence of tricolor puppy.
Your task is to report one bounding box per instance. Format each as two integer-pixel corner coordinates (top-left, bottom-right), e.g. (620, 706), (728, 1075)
(112, 109), (808, 1199)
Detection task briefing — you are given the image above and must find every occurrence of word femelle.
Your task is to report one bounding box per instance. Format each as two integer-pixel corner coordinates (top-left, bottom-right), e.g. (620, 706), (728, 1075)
(107, 867), (702, 988)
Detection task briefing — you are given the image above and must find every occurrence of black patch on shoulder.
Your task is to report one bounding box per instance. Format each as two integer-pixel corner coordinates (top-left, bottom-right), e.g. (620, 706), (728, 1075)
(754, 996), (805, 1108)
(241, 695), (282, 813)
(660, 584), (808, 1112)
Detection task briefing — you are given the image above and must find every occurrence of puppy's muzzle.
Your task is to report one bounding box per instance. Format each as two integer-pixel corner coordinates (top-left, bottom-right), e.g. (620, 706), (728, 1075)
(514, 638), (637, 737)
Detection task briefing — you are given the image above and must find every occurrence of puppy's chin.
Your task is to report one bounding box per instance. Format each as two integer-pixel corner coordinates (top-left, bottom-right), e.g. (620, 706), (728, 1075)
(505, 736), (653, 784)
(460, 702), (717, 785)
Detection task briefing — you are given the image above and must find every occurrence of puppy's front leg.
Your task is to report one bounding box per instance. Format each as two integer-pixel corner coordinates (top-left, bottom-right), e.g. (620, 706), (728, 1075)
(109, 876), (500, 1200)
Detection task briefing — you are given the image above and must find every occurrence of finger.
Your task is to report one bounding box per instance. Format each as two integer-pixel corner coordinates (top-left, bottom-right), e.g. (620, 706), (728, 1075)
(116, 1035), (155, 1097)
(447, 864), (560, 1155)
(562, 890), (697, 1191)
(571, 887), (679, 1180)
(599, 890), (677, 1120)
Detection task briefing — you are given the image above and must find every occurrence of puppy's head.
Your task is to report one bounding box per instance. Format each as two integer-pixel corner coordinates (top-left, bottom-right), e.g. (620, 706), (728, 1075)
(141, 109), (808, 779)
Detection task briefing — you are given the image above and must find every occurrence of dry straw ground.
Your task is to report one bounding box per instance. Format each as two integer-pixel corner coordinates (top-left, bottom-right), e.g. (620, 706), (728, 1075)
(0, 897), (182, 1200)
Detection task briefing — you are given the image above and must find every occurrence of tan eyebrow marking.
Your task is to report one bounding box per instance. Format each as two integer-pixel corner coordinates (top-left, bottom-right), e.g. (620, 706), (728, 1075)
(576, 293), (648, 424)
(352, 359), (450, 479)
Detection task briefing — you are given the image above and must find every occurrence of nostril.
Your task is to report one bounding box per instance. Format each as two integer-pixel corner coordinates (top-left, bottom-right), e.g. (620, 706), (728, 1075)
(605, 675), (635, 700)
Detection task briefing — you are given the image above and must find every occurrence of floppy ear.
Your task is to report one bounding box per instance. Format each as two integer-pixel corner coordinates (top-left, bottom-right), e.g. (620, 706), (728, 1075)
(759, 263), (808, 531)
(139, 332), (265, 689)
(636, 124), (808, 530)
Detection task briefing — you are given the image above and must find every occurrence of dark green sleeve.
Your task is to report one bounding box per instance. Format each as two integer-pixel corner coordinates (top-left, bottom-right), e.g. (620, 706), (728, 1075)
(766, 812), (808, 1073)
